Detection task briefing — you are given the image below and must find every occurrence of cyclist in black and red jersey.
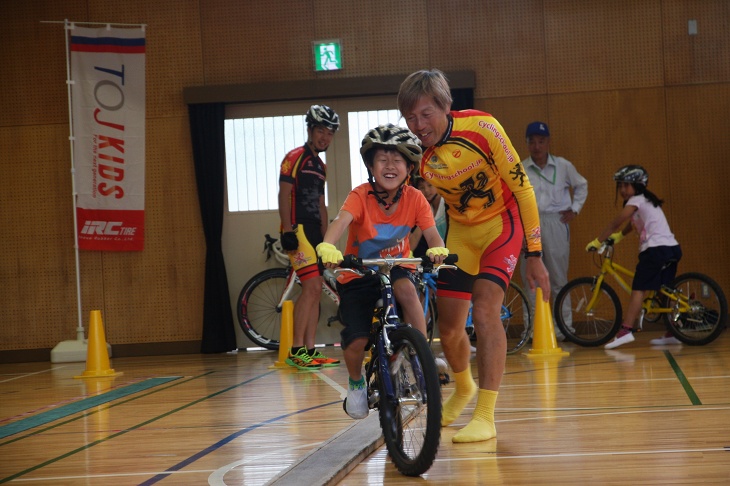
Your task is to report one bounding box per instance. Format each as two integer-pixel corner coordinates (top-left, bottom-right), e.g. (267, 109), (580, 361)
(278, 105), (341, 369)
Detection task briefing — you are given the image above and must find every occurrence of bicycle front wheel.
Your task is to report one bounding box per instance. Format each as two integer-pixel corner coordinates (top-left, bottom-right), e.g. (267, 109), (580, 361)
(378, 325), (441, 477)
(503, 282), (532, 354)
(554, 277), (622, 346)
(237, 268), (298, 350)
(665, 273), (728, 345)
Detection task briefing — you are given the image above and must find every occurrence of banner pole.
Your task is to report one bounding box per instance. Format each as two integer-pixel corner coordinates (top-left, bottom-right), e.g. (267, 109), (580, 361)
(51, 19), (86, 362)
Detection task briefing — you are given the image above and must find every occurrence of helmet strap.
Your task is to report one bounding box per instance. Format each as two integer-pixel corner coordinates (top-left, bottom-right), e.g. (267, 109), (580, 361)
(367, 179), (404, 210)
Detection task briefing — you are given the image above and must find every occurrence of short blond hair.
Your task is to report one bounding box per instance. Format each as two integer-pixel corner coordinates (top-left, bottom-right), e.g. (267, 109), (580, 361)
(397, 69), (453, 116)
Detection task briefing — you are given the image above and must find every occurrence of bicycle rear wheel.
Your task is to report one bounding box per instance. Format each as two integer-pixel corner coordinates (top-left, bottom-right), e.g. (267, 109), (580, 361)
(664, 273), (728, 345)
(554, 277), (622, 346)
(377, 326), (441, 477)
(503, 282), (532, 354)
(237, 268), (297, 350)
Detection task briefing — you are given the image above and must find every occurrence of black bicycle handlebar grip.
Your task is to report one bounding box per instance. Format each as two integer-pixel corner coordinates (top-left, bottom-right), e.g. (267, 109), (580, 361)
(341, 254), (363, 269)
(444, 254), (458, 264)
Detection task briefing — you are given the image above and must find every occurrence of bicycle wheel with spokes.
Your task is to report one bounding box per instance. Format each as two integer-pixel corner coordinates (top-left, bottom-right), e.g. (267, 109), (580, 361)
(554, 277), (622, 346)
(503, 282), (532, 354)
(237, 268), (299, 350)
(378, 325), (441, 477)
(664, 272), (728, 345)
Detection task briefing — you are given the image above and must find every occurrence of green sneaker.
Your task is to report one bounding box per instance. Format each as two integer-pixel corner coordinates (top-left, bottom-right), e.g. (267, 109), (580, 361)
(310, 349), (340, 367)
(286, 348), (322, 370)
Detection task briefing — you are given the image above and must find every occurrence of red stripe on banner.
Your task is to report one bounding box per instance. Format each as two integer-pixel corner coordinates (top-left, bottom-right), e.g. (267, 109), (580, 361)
(70, 45), (146, 54)
(76, 208), (145, 251)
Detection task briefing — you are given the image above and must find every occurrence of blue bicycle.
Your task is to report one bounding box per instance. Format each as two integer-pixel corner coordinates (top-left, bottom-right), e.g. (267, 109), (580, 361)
(337, 254), (457, 476)
(418, 273), (532, 354)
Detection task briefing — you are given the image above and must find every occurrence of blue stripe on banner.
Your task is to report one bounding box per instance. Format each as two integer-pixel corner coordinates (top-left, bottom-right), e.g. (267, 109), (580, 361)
(70, 36), (146, 47)
(0, 377), (181, 440)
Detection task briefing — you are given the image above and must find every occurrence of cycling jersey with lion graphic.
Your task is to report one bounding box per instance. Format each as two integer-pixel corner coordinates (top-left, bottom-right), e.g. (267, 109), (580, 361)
(419, 110), (542, 253)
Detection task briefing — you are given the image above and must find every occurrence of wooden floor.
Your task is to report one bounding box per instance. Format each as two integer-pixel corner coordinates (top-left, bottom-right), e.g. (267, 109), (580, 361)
(2, 330), (730, 485)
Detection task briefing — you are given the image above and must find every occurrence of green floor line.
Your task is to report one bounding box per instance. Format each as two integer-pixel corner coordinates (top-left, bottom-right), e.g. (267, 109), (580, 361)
(663, 351), (702, 405)
(0, 376), (181, 439)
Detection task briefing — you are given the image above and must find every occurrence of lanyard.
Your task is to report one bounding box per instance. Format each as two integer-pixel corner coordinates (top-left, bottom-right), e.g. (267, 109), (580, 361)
(529, 161), (556, 185)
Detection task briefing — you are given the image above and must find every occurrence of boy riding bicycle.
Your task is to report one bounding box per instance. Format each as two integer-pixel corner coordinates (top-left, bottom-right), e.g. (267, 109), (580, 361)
(316, 124), (448, 419)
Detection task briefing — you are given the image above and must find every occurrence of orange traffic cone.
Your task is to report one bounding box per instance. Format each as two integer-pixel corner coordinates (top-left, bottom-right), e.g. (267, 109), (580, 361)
(272, 300), (294, 368)
(74, 310), (122, 378)
(526, 288), (569, 357)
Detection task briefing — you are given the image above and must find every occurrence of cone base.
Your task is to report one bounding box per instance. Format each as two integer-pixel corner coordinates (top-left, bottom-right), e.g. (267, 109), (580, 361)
(74, 369), (123, 379)
(525, 348), (570, 358)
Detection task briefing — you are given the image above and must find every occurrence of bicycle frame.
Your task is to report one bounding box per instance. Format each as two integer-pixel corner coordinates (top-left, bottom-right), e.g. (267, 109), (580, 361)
(339, 257), (437, 406)
(275, 267), (340, 310)
(589, 245), (693, 328)
(420, 272), (519, 330)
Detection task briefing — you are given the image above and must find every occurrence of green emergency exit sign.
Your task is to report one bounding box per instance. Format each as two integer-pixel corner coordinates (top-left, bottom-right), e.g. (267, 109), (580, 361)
(312, 40), (342, 71)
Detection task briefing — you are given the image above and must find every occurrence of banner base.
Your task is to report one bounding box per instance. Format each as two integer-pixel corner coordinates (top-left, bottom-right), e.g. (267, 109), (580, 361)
(51, 338), (112, 363)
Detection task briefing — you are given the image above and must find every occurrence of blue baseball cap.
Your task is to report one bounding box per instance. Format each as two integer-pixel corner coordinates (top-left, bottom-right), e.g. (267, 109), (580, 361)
(526, 121), (550, 137)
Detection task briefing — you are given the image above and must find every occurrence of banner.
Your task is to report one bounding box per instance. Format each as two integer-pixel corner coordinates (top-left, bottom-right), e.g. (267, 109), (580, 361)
(70, 26), (145, 251)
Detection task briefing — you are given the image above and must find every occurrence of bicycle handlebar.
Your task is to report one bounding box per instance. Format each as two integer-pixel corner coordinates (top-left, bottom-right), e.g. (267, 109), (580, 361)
(339, 254), (458, 274)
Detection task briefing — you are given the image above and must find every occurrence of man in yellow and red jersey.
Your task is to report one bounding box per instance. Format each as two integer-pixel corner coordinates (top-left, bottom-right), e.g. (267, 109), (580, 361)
(398, 69), (550, 443)
(278, 105), (341, 370)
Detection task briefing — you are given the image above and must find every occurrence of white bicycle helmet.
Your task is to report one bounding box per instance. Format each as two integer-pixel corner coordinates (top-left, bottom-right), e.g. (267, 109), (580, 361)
(305, 105), (340, 131)
(360, 123), (422, 166)
(614, 165), (649, 186)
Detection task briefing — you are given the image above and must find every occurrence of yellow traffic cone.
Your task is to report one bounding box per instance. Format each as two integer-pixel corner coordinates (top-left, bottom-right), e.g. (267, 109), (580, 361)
(526, 287), (569, 357)
(272, 300), (294, 368)
(74, 310), (122, 379)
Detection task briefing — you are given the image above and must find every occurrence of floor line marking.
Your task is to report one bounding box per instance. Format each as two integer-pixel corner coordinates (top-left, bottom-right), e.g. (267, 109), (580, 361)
(0, 367), (68, 384)
(663, 350), (702, 404)
(313, 370), (347, 399)
(0, 377), (182, 440)
(0, 370), (276, 484)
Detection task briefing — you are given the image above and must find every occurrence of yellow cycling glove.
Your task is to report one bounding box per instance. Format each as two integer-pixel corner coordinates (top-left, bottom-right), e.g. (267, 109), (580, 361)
(316, 242), (343, 265)
(426, 247), (449, 258)
(609, 231), (624, 244)
(585, 238), (601, 252)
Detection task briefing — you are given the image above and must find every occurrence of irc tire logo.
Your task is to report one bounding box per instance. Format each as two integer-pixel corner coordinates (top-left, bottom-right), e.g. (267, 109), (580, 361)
(81, 221), (128, 235)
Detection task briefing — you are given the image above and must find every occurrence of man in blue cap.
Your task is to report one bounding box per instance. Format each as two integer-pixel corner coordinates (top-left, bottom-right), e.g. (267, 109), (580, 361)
(520, 121), (588, 340)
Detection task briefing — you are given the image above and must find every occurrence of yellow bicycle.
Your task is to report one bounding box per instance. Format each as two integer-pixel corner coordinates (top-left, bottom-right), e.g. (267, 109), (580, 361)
(553, 240), (727, 346)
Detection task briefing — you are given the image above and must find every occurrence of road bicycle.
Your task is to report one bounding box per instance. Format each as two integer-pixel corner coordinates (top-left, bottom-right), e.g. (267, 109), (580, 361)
(553, 240), (727, 346)
(418, 272), (533, 354)
(236, 234), (340, 350)
(335, 253), (457, 476)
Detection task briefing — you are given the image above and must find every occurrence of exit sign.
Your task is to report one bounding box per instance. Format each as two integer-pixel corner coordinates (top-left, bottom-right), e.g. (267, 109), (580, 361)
(312, 40), (342, 71)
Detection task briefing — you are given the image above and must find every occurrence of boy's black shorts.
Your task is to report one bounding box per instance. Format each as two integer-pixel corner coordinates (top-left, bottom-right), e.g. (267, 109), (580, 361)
(336, 266), (417, 349)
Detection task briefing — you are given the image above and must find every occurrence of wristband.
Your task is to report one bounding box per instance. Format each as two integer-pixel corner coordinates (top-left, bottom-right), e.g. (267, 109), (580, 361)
(524, 250), (543, 258)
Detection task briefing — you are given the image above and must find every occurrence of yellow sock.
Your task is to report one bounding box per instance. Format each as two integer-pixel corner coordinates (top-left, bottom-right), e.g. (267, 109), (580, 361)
(441, 368), (477, 426)
(452, 389), (498, 443)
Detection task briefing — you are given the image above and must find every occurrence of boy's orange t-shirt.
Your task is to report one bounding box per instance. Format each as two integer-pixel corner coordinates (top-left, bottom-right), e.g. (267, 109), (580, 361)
(337, 184), (435, 283)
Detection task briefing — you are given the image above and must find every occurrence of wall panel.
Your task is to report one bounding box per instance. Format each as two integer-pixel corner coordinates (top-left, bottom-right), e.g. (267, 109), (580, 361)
(428, 0), (546, 99)
(545, 1), (664, 93)
(662, 0), (730, 86)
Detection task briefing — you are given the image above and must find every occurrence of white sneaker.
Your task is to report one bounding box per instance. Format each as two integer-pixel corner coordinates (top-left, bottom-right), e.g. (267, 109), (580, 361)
(344, 386), (368, 419)
(604, 331), (635, 349)
(650, 334), (681, 345)
(434, 357), (449, 374)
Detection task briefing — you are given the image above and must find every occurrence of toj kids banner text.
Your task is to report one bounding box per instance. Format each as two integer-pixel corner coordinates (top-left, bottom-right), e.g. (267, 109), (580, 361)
(71, 26), (145, 251)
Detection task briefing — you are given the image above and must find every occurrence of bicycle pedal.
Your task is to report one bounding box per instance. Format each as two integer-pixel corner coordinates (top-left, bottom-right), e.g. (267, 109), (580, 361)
(439, 372), (450, 385)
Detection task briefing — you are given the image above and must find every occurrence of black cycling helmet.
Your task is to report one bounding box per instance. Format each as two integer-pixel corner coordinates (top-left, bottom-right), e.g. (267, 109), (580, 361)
(614, 165), (649, 186)
(360, 123), (422, 167)
(305, 104), (340, 131)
